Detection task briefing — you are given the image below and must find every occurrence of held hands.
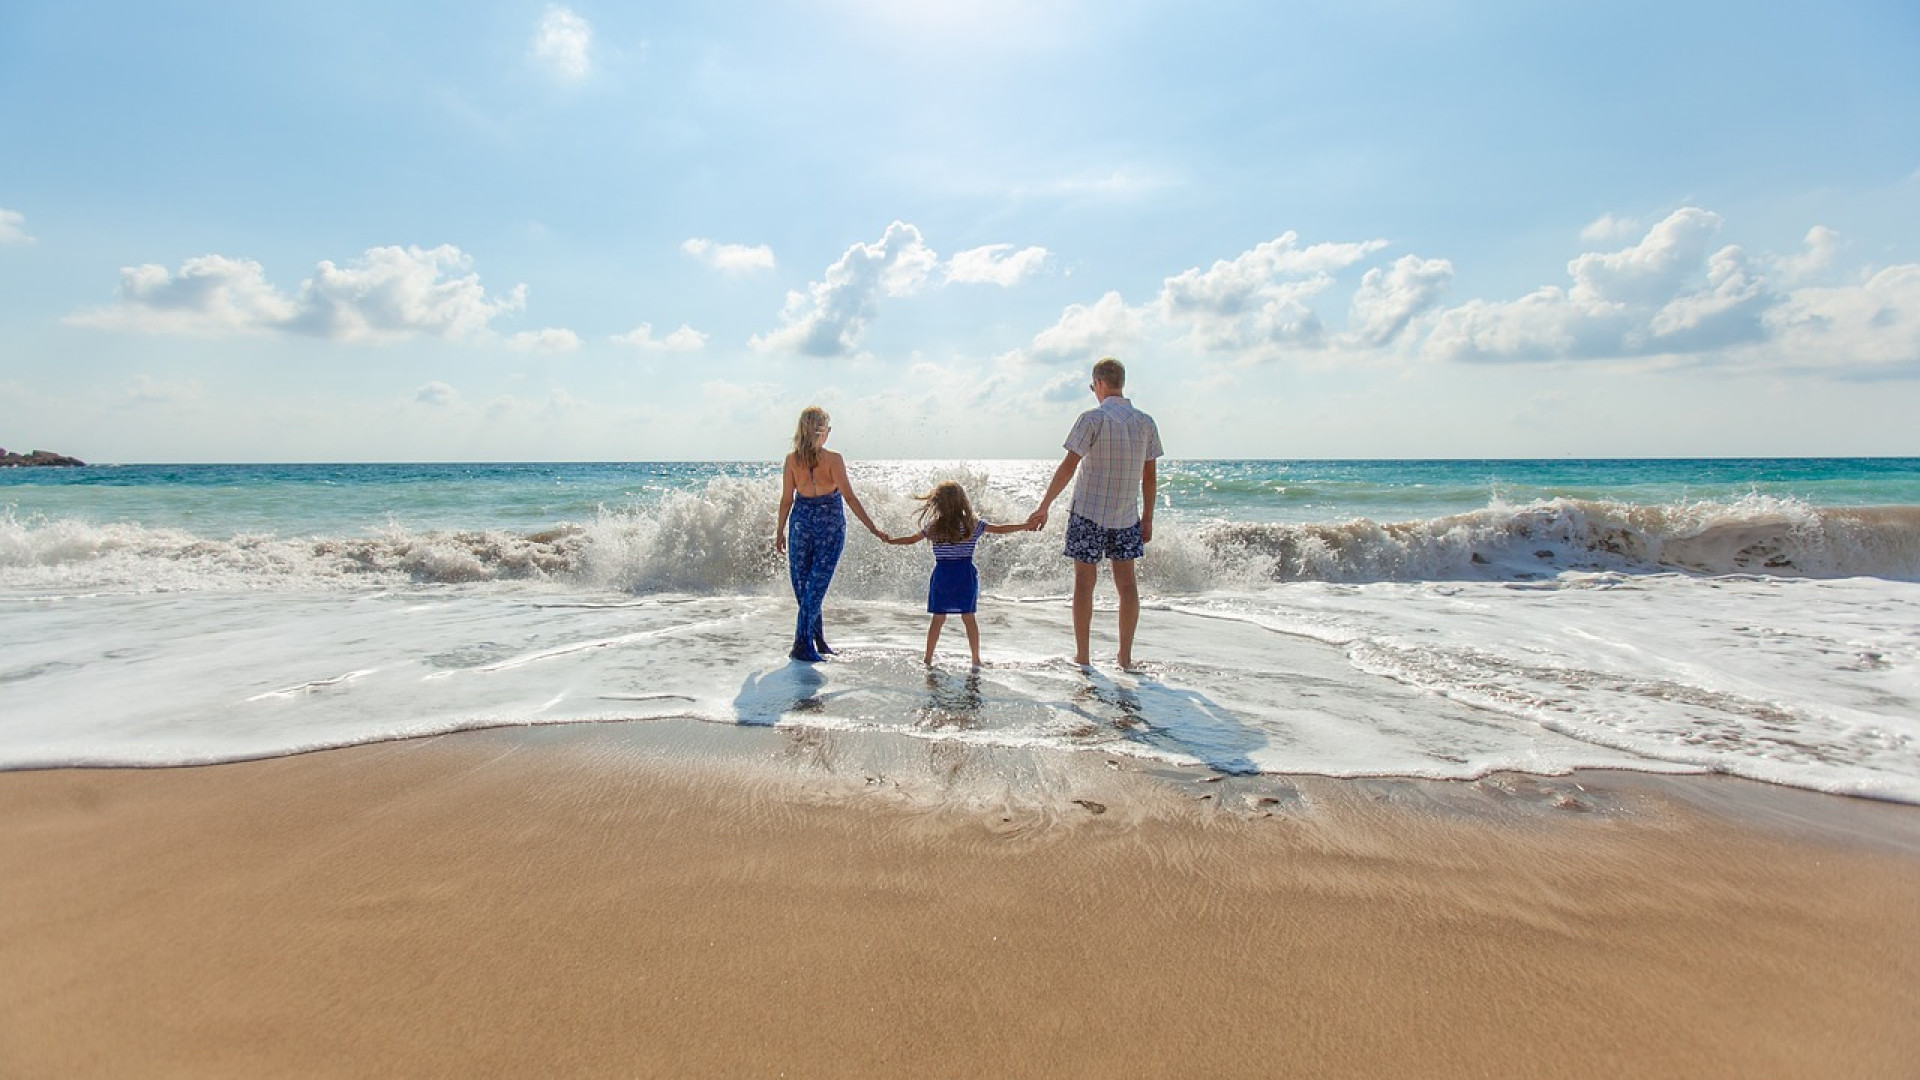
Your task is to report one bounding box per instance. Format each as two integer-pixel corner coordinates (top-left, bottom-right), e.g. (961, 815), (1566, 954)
(1025, 508), (1049, 531)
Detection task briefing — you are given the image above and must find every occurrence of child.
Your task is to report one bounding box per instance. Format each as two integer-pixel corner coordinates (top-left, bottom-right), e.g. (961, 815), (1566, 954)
(885, 481), (1031, 667)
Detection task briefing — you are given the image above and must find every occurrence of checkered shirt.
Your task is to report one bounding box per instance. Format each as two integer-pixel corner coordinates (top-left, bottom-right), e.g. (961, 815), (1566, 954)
(1064, 396), (1163, 529)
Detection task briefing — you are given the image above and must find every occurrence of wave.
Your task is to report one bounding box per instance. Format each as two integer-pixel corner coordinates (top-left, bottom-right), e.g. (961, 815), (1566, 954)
(4, 482), (1918, 594)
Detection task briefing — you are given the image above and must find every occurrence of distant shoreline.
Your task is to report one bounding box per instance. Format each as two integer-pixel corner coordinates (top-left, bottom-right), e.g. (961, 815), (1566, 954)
(0, 449), (85, 468)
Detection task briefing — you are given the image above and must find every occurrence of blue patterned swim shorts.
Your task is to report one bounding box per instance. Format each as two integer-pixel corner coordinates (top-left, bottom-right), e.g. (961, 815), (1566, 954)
(1064, 513), (1144, 564)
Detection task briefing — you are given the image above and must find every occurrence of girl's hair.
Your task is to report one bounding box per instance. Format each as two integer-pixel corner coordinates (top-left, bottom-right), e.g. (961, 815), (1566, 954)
(791, 407), (829, 469)
(915, 481), (977, 545)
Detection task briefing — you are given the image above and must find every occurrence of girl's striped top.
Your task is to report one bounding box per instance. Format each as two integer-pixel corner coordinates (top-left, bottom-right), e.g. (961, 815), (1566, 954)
(928, 520), (988, 561)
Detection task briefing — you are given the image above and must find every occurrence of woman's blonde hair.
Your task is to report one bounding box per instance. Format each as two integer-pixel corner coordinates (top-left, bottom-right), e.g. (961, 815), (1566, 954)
(791, 407), (830, 469)
(915, 481), (977, 545)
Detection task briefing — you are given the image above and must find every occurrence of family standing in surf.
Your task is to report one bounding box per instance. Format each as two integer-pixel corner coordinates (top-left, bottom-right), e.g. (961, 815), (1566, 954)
(775, 356), (1163, 669)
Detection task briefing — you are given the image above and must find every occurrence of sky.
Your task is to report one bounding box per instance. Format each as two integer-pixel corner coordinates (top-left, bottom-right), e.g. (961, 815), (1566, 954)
(2, 0), (1917, 463)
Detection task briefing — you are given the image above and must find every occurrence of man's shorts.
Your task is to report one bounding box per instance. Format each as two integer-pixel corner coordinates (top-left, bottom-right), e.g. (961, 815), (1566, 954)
(1064, 513), (1144, 564)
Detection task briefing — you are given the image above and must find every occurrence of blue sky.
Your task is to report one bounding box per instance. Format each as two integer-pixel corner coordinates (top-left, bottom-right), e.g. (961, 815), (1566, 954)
(3, 0), (1917, 462)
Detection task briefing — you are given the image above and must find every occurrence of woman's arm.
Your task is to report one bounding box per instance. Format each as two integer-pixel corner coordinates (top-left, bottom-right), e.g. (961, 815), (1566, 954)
(830, 453), (885, 538)
(774, 456), (795, 553)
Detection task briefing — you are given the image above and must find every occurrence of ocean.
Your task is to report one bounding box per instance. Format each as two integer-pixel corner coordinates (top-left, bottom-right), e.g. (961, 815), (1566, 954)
(3, 458), (1917, 802)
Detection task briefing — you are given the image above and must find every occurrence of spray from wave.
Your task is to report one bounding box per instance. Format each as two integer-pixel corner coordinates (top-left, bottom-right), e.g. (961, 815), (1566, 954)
(4, 480), (1917, 595)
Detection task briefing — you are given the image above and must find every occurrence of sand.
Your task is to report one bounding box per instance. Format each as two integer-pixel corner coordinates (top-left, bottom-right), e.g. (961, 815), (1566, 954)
(2, 720), (1917, 1080)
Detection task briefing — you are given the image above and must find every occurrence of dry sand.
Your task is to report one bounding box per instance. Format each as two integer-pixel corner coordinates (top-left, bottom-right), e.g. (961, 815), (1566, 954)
(2, 720), (1917, 1079)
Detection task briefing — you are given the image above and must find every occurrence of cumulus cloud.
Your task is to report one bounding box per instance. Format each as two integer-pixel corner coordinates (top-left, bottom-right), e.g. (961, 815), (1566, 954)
(612, 322), (707, 351)
(0, 208), (32, 245)
(67, 245), (531, 344)
(507, 327), (583, 353)
(66, 254), (298, 336)
(1156, 233), (1387, 353)
(682, 238), (776, 274)
(533, 5), (592, 81)
(288, 246), (527, 343)
(946, 243), (1048, 286)
(1425, 209), (1757, 363)
(1765, 264), (1920, 372)
(1345, 255), (1454, 347)
(1023, 291), (1143, 365)
(415, 381), (458, 406)
(1580, 213), (1640, 244)
(1423, 208), (1919, 374)
(751, 221), (937, 357)
(1766, 226), (1843, 285)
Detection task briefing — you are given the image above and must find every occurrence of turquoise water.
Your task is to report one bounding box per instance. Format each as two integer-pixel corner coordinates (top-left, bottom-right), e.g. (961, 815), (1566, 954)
(5, 458), (1916, 536)
(5, 457), (1918, 801)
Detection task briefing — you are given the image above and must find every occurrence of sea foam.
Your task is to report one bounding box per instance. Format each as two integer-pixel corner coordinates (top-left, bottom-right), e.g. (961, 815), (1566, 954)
(5, 485), (1917, 595)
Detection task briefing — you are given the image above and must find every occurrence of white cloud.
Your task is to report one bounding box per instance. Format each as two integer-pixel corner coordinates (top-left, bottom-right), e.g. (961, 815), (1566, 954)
(68, 245), (529, 344)
(1566, 207), (1723, 307)
(946, 243), (1048, 286)
(507, 327), (582, 353)
(1424, 208), (1754, 364)
(1422, 207), (1919, 374)
(0, 208), (33, 245)
(1022, 291), (1142, 365)
(751, 221), (937, 357)
(290, 246), (526, 343)
(1580, 213), (1640, 244)
(66, 254), (298, 336)
(533, 5), (593, 82)
(1345, 255), (1454, 347)
(1766, 226), (1843, 285)
(1766, 264), (1920, 373)
(415, 381), (458, 406)
(1156, 232), (1387, 352)
(682, 238), (776, 274)
(611, 322), (707, 351)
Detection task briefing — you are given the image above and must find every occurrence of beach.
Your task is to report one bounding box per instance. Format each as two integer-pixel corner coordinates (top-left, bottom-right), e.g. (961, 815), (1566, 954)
(4, 719), (1917, 1080)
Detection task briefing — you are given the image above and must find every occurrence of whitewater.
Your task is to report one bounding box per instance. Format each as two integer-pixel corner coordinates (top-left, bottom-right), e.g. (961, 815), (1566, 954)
(2, 459), (1917, 803)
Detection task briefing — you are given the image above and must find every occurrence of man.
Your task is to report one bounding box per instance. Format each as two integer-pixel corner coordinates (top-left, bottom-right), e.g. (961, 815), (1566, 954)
(1027, 357), (1163, 669)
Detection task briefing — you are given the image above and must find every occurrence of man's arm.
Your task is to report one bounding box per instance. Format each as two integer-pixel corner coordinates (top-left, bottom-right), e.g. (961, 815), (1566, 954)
(1027, 451), (1081, 531)
(1139, 457), (1156, 544)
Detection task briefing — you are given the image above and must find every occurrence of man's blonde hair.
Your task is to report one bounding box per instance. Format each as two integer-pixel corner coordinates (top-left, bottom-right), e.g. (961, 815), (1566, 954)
(1092, 356), (1125, 391)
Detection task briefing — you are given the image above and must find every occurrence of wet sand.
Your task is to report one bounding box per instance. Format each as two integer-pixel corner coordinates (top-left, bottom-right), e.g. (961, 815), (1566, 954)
(2, 720), (1917, 1079)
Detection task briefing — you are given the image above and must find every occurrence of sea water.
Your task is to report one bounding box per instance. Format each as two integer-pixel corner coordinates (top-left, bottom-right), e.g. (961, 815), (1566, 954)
(3, 459), (1917, 803)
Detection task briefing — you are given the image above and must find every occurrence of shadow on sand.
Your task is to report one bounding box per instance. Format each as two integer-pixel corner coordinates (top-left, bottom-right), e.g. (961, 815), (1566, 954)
(1068, 668), (1266, 776)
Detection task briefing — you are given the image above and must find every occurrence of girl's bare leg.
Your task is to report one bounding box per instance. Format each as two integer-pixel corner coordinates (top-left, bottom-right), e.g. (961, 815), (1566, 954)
(924, 615), (946, 666)
(961, 614), (981, 668)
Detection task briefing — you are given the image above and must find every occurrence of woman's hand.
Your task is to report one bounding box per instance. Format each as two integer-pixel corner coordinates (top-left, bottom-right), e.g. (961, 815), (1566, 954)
(774, 531), (786, 554)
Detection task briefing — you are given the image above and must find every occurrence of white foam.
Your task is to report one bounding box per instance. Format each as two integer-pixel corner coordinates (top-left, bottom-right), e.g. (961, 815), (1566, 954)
(4, 569), (1914, 803)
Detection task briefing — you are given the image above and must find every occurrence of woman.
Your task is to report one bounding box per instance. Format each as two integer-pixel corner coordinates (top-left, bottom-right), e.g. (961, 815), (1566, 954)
(775, 406), (883, 662)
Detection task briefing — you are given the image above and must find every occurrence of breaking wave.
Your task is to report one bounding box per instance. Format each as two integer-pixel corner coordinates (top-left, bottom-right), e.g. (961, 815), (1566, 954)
(4, 481), (1917, 595)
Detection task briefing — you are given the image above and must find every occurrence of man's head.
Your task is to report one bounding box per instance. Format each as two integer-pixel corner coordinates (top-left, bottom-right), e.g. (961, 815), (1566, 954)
(1091, 356), (1126, 395)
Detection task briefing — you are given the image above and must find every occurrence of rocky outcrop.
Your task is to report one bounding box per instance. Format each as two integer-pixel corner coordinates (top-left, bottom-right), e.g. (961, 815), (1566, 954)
(0, 448), (86, 467)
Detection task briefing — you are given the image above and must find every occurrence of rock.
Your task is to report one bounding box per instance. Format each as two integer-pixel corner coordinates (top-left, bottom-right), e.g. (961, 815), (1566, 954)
(1071, 799), (1107, 815)
(0, 448), (86, 467)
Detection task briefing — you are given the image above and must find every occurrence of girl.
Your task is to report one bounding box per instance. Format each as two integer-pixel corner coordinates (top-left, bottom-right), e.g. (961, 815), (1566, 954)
(885, 481), (1029, 667)
(776, 406), (884, 662)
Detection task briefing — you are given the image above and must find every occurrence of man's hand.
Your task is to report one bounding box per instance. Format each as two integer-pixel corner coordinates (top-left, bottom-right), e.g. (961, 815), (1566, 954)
(1140, 518), (1153, 544)
(1026, 508), (1049, 531)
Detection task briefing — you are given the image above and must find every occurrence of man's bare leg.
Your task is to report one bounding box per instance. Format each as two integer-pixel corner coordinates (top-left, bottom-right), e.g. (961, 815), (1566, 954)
(1111, 558), (1140, 669)
(1071, 560), (1098, 667)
